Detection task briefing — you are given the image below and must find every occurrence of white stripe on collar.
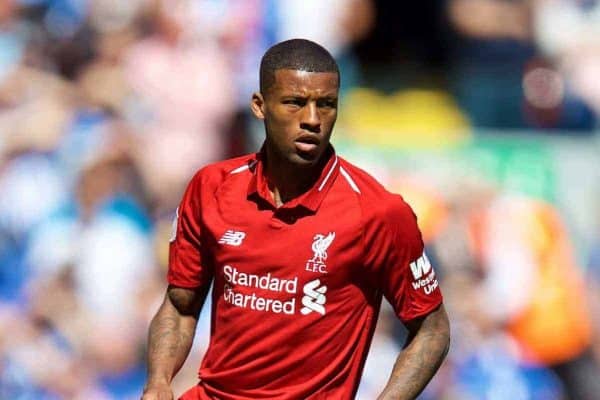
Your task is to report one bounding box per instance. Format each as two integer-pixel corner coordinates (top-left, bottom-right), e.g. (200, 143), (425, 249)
(318, 156), (339, 191)
(230, 160), (257, 174)
(340, 166), (361, 193)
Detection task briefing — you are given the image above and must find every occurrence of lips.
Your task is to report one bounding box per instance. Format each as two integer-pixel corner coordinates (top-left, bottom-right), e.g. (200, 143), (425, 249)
(295, 134), (320, 153)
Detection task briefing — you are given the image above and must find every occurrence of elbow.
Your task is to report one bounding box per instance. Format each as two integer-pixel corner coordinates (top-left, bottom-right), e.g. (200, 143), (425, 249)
(442, 327), (451, 360)
(439, 306), (451, 356)
(431, 303), (451, 361)
(440, 309), (451, 360)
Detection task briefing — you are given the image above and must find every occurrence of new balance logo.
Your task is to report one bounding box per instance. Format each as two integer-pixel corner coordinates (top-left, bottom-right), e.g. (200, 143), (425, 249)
(218, 230), (246, 246)
(410, 252), (432, 280)
(301, 279), (327, 315)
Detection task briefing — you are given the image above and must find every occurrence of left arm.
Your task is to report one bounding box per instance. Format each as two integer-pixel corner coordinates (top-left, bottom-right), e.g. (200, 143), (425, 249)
(377, 304), (450, 400)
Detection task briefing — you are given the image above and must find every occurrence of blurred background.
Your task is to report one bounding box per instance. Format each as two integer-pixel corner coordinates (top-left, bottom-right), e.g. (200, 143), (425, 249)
(0, 0), (599, 399)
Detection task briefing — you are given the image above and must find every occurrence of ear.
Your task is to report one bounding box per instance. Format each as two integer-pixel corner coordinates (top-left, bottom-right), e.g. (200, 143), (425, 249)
(250, 92), (266, 120)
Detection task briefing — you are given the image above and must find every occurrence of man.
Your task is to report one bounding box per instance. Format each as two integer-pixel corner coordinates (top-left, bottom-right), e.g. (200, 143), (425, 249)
(142, 39), (450, 400)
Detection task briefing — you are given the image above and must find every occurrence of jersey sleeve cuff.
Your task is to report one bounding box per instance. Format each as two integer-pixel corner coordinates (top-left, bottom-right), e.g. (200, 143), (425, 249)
(167, 276), (206, 289)
(399, 296), (444, 323)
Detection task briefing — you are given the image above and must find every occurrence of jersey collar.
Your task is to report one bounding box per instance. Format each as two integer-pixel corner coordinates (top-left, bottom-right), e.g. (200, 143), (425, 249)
(247, 145), (340, 213)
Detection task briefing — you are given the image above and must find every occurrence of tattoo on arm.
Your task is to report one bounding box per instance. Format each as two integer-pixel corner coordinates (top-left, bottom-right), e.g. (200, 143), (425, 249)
(378, 304), (450, 400)
(146, 285), (209, 385)
(148, 314), (192, 359)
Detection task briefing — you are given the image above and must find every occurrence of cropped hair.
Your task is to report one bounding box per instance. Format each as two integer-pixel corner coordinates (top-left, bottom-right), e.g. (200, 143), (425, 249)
(259, 39), (339, 95)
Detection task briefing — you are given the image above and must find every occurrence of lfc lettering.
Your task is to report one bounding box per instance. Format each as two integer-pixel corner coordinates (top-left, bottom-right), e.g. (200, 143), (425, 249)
(305, 262), (327, 273)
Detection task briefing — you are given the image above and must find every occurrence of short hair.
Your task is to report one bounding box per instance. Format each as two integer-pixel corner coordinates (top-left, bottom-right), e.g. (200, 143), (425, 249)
(259, 39), (339, 95)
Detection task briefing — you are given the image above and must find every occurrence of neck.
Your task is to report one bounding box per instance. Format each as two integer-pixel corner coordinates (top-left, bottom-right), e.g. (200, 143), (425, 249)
(264, 145), (329, 207)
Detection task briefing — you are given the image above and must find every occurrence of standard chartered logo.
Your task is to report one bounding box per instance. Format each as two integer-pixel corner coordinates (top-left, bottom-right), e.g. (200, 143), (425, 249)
(301, 279), (327, 315)
(222, 266), (327, 316)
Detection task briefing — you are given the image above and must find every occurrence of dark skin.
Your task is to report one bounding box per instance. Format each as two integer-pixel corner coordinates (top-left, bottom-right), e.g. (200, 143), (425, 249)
(142, 286), (209, 400)
(142, 69), (450, 400)
(377, 305), (450, 399)
(251, 69), (340, 206)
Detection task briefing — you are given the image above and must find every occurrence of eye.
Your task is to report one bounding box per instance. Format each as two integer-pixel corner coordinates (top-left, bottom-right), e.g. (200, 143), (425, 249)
(317, 98), (337, 109)
(282, 98), (305, 107)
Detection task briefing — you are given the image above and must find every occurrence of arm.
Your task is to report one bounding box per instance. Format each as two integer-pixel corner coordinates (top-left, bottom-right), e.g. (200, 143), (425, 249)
(377, 304), (450, 400)
(142, 284), (210, 400)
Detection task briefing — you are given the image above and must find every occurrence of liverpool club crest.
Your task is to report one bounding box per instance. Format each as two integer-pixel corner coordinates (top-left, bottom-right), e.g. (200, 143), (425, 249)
(305, 232), (335, 273)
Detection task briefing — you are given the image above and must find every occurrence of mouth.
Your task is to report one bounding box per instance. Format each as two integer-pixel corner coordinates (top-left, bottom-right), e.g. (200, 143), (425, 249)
(294, 134), (320, 153)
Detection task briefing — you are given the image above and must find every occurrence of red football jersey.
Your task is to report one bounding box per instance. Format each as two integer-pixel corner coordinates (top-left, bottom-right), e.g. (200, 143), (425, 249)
(168, 148), (443, 400)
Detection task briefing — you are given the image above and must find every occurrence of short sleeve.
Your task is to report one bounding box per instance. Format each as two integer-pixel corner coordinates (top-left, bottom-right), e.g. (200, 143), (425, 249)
(364, 195), (443, 323)
(167, 172), (213, 288)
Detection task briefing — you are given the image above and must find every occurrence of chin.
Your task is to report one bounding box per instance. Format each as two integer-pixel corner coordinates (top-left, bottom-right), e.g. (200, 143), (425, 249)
(289, 151), (321, 167)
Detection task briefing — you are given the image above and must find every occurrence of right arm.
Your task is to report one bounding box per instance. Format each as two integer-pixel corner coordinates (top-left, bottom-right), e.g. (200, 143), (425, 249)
(142, 284), (210, 400)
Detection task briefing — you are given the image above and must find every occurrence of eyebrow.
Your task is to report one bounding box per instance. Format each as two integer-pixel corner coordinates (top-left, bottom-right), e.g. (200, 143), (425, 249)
(279, 91), (338, 98)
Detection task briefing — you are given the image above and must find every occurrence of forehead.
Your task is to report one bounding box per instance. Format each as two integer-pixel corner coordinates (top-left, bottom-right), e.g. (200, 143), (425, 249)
(271, 69), (339, 95)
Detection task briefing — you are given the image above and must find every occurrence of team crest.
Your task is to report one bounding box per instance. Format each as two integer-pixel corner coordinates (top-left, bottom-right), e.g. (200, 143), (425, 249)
(305, 232), (335, 274)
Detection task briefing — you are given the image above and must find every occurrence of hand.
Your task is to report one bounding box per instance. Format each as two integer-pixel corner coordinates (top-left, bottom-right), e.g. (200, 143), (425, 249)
(141, 382), (174, 400)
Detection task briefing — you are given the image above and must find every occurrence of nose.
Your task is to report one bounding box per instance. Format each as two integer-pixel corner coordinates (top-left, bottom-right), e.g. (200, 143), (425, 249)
(300, 102), (321, 133)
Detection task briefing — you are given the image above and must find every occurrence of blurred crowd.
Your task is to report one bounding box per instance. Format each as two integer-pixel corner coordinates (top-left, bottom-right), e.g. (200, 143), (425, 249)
(355, 167), (600, 400)
(0, 0), (599, 399)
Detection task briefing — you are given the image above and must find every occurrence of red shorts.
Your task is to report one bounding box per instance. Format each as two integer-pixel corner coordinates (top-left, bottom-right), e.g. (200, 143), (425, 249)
(178, 384), (202, 400)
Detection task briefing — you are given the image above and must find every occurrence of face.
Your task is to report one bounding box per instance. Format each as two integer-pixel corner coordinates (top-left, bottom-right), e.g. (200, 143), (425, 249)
(251, 69), (339, 167)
